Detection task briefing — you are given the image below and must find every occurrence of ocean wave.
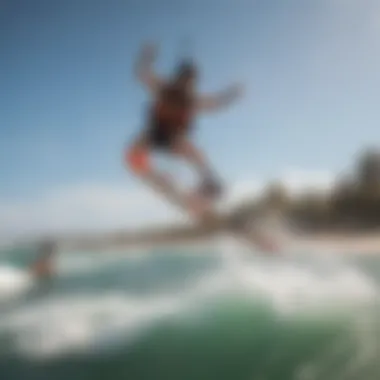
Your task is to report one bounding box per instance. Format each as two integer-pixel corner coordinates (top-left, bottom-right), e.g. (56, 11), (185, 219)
(0, 246), (378, 361)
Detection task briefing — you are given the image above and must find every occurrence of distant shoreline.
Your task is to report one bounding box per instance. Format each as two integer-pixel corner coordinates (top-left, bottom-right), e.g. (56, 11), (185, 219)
(58, 229), (380, 255)
(3, 222), (380, 256)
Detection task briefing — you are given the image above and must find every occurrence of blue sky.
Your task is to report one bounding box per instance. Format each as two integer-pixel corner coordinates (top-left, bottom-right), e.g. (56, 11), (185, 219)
(1, 0), (380, 239)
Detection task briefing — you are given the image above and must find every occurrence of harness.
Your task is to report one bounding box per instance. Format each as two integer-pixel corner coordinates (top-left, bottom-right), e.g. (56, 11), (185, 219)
(152, 84), (194, 131)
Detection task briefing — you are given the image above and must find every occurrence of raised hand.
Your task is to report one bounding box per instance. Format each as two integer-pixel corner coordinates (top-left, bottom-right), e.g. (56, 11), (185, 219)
(140, 42), (158, 62)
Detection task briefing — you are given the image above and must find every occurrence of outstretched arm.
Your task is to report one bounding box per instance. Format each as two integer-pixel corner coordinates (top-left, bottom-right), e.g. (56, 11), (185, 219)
(196, 84), (244, 112)
(135, 43), (162, 94)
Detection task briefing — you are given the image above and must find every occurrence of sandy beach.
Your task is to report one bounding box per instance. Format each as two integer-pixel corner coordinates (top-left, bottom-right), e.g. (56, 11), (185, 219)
(290, 232), (380, 254)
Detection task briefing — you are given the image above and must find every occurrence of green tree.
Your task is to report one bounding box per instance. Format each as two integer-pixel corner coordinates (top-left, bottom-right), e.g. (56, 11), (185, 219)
(356, 148), (380, 192)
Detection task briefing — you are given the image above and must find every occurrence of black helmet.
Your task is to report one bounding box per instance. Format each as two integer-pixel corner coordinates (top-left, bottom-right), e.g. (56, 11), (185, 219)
(175, 59), (198, 80)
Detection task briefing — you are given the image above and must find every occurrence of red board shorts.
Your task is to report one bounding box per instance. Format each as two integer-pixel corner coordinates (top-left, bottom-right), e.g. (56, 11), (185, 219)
(125, 115), (187, 174)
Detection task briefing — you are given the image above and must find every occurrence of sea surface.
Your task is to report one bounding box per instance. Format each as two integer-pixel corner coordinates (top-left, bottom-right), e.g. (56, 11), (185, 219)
(0, 237), (379, 380)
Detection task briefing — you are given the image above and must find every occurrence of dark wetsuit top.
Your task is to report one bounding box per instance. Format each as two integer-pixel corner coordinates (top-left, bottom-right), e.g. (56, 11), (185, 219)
(146, 83), (195, 149)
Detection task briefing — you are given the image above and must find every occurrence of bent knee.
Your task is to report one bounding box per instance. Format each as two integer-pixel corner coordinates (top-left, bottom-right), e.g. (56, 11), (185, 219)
(124, 146), (150, 175)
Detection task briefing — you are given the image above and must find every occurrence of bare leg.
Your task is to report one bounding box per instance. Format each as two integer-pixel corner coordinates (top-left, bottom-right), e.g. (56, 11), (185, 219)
(125, 135), (211, 220)
(170, 137), (223, 201)
(171, 137), (216, 179)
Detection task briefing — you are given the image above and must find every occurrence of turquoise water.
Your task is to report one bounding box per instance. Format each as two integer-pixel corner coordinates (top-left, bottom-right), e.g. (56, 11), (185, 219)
(0, 239), (379, 380)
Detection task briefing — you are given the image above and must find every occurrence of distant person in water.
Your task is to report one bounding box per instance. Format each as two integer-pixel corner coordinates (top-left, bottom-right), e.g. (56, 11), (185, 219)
(29, 240), (56, 281)
(125, 43), (244, 218)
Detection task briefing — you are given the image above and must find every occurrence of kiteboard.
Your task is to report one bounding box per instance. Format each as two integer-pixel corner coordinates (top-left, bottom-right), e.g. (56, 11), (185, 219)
(140, 171), (280, 253)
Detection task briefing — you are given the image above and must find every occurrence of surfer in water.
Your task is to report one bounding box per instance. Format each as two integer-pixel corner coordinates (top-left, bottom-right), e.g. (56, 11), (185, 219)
(29, 240), (56, 282)
(125, 43), (243, 218)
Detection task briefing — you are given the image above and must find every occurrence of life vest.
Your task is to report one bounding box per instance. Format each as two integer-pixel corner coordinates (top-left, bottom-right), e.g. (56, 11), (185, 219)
(152, 83), (195, 129)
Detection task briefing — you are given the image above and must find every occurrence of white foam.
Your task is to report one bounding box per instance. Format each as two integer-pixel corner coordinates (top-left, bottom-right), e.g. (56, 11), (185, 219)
(0, 242), (378, 360)
(217, 236), (379, 313)
(0, 291), (196, 359)
(0, 265), (34, 301)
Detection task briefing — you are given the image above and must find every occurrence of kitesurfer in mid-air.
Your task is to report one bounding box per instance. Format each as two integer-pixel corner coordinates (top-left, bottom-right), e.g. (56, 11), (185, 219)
(125, 43), (244, 218)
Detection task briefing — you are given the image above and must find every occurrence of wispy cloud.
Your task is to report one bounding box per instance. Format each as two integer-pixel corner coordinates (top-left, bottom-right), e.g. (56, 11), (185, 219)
(0, 183), (178, 242)
(279, 168), (334, 195)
